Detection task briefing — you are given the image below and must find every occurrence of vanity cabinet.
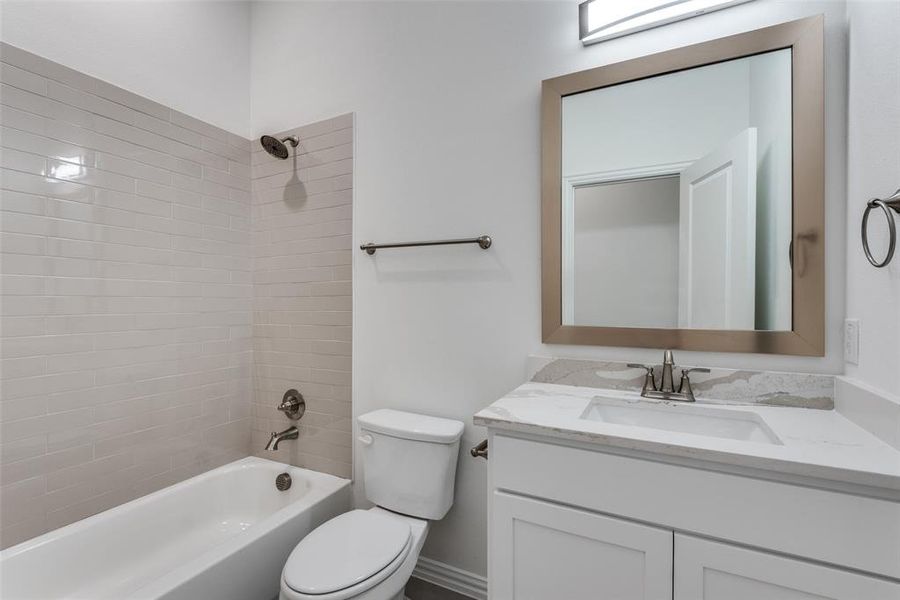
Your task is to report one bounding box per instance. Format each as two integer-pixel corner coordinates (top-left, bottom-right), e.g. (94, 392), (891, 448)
(487, 433), (900, 600)
(674, 534), (900, 600)
(491, 491), (672, 600)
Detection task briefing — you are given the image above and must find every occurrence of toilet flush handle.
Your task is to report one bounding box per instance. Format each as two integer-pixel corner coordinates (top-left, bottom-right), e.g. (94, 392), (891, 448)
(358, 434), (374, 446)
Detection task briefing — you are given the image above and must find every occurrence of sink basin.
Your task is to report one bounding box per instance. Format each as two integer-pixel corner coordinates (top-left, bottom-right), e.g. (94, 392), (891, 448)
(580, 397), (782, 445)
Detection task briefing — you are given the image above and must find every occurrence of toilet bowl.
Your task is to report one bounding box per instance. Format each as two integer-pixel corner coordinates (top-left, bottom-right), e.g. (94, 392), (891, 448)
(279, 508), (428, 600)
(279, 410), (464, 600)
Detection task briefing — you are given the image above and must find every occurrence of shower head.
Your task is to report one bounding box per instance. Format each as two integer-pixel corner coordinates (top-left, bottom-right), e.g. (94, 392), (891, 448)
(259, 135), (299, 160)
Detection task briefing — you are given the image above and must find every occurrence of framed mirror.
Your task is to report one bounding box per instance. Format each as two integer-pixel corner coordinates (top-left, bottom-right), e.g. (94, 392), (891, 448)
(541, 16), (824, 355)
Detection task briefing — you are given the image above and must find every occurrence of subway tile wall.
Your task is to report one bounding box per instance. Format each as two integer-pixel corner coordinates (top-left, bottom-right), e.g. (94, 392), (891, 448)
(0, 44), (254, 548)
(250, 116), (353, 479)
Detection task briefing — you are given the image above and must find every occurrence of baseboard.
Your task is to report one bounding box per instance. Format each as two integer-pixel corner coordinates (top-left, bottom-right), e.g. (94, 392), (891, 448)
(412, 556), (488, 600)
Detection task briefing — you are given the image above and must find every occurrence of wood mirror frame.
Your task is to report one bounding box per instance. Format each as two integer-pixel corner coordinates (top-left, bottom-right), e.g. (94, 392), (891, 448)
(541, 16), (825, 355)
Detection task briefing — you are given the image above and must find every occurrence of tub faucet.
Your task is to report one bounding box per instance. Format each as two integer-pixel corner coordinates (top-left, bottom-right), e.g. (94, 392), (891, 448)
(266, 426), (299, 451)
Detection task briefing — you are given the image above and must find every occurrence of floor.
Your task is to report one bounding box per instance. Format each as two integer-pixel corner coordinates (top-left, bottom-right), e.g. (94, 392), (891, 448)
(405, 577), (474, 600)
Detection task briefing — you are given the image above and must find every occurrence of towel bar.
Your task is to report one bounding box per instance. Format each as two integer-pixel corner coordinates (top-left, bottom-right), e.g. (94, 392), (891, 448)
(360, 235), (492, 255)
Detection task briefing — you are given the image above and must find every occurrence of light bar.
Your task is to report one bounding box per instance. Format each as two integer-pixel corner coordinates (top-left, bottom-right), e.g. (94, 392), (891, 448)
(579, 0), (755, 45)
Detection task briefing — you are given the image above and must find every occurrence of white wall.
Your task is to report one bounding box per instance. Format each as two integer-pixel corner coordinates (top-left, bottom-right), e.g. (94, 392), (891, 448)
(844, 0), (900, 397)
(0, 0), (251, 138)
(249, 0), (848, 577)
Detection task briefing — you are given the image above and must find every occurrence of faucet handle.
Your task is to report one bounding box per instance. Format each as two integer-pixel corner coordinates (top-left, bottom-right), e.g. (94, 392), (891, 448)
(627, 363), (655, 375)
(681, 367), (710, 376)
(627, 364), (657, 394)
(678, 367), (710, 401)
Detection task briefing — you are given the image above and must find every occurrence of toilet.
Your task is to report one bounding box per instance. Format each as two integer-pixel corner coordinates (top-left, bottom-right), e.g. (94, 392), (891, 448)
(279, 409), (465, 600)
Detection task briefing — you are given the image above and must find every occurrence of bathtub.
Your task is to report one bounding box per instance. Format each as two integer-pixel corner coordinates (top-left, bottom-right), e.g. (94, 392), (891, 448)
(0, 457), (350, 600)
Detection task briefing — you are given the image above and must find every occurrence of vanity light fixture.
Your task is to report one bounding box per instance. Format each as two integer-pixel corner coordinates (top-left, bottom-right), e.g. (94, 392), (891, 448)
(579, 0), (755, 45)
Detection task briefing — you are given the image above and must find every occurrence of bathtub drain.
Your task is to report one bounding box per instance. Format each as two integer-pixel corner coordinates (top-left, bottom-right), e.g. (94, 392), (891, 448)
(275, 472), (292, 491)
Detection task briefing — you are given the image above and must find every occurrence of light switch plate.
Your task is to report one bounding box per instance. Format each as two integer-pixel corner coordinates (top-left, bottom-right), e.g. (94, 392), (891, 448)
(844, 319), (860, 365)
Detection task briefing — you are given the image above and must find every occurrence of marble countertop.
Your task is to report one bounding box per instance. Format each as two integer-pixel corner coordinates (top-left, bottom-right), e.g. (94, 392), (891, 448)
(474, 382), (900, 495)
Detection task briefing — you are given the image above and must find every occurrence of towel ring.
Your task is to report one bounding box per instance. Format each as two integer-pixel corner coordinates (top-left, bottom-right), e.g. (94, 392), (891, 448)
(861, 189), (900, 268)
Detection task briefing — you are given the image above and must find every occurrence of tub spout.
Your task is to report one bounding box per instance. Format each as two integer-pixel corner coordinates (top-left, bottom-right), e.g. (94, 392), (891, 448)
(265, 426), (299, 451)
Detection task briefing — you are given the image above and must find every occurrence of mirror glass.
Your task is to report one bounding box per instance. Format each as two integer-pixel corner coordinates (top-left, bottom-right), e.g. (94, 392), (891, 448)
(561, 48), (792, 331)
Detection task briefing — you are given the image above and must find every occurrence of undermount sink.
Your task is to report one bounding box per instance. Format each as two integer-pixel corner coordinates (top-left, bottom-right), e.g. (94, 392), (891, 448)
(580, 397), (782, 445)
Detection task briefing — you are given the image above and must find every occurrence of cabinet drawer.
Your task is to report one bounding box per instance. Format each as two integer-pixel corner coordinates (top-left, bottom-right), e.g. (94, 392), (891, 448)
(675, 534), (900, 600)
(490, 491), (672, 600)
(491, 433), (900, 579)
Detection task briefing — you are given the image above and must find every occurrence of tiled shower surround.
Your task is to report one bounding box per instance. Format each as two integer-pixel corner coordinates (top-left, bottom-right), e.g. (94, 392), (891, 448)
(0, 43), (353, 548)
(249, 117), (353, 479)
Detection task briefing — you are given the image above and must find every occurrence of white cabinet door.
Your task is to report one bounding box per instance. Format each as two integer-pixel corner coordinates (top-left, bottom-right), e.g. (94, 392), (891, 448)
(490, 491), (673, 600)
(674, 534), (900, 600)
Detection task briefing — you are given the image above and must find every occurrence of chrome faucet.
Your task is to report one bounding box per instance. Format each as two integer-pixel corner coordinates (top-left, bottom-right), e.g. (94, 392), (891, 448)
(265, 426), (299, 451)
(627, 350), (710, 402)
(659, 349), (677, 394)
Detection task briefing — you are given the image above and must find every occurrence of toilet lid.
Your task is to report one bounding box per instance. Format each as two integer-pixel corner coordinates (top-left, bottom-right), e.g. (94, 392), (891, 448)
(283, 510), (412, 595)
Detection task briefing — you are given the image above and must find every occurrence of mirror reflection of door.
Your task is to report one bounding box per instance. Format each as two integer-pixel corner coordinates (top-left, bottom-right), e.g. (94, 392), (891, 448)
(678, 128), (757, 329)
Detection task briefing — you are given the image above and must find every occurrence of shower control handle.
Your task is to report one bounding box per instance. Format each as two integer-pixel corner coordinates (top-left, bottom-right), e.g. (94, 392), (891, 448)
(278, 389), (306, 420)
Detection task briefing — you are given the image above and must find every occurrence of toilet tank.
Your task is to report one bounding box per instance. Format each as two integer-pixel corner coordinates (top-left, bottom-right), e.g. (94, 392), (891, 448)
(357, 409), (464, 520)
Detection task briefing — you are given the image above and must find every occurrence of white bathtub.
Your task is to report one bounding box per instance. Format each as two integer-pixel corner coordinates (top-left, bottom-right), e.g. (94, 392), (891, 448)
(0, 457), (350, 600)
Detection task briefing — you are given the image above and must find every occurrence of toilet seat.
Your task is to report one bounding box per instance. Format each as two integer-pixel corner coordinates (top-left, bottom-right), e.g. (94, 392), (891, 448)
(283, 510), (412, 598)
